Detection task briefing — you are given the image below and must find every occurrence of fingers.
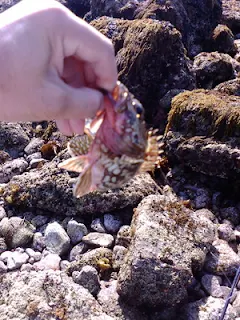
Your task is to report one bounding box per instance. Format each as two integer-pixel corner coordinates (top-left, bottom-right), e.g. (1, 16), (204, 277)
(56, 119), (85, 136)
(60, 12), (118, 91)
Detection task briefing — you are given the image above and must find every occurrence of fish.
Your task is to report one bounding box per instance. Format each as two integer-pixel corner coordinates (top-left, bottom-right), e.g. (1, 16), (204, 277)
(58, 81), (161, 198)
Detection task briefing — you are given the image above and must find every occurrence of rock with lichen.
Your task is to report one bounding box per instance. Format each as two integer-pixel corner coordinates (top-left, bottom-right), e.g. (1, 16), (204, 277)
(214, 78), (240, 96)
(91, 18), (195, 126)
(135, 0), (222, 58)
(193, 52), (236, 89)
(117, 194), (215, 307)
(0, 270), (114, 320)
(3, 162), (160, 216)
(211, 24), (237, 56)
(165, 89), (240, 181)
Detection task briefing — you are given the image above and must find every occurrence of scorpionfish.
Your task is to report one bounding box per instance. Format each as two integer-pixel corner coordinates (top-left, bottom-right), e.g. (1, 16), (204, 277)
(58, 81), (160, 198)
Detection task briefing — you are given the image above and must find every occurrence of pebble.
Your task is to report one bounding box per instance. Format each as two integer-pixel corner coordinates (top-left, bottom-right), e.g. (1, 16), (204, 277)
(2, 251), (29, 270)
(82, 232), (114, 248)
(44, 222), (70, 256)
(0, 260), (7, 273)
(20, 263), (35, 272)
(103, 214), (122, 234)
(112, 245), (127, 270)
(31, 215), (49, 228)
(32, 232), (46, 252)
(72, 266), (100, 296)
(233, 291), (240, 315)
(194, 188), (211, 209)
(24, 138), (44, 155)
(34, 253), (61, 270)
(26, 152), (42, 162)
(60, 260), (71, 271)
(25, 248), (42, 262)
(217, 223), (235, 242)
(0, 158), (28, 183)
(69, 242), (87, 262)
(30, 158), (47, 169)
(201, 274), (223, 298)
(67, 220), (88, 245)
(115, 225), (131, 247)
(0, 206), (6, 221)
(91, 218), (106, 233)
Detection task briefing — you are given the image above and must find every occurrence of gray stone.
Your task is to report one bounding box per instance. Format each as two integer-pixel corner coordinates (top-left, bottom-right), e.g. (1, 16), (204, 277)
(32, 232), (45, 252)
(0, 206), (6, 221)
(194, 188), (211, 209)
(31, 215), (49, 228)
(69, 242), (87, 262)
(112, 245), (127, 270)
(24, 137), (44, 155)
(8, 251), (29, 270)
(67, 220), (88, 245)
(82, 232), (114, 248)
(201, 274), (223, 298)
(25, 248), (41, 262)
(34, 252), (61, 271)
(0, 216), (35, 248)
(91, 218), (106, 233)
(26, 151), (42, 162)
(0, 158), (28, 183)
(232, 291), (240, 316)
(60, 259), (70, 271)
(117, 195), (215, 308)
(180, 296), (237, 320)
(0, 270), (114, 319)
(204, 239), (240, 276)
(44, 222), (70, 256)
(220, 207), (240, 226)
(30, 158), (47, 169)
(72, 265), (100, 296)
(103, 214), (122, 234)
(218, 223), (235, 241)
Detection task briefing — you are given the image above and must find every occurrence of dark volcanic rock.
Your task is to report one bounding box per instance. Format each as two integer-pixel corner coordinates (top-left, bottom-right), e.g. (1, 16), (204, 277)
(91, 18), (195, 126)
(221, 0), (240, 34)
(211, 24), (238, 56)
(165, 90), (240, 180)
(3, 162), (160, 216)
(135, 0), (222, 58)
(117, 194), (215, 307)
(214, 78), (240, 96)
(193, 52), (235, 89)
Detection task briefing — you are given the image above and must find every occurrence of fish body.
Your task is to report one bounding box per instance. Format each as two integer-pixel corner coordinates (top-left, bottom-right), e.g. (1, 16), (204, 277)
(59, 81), (159, 197)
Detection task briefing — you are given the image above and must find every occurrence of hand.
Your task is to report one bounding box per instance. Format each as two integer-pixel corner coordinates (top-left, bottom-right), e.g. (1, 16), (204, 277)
(0, 0), (118, 135)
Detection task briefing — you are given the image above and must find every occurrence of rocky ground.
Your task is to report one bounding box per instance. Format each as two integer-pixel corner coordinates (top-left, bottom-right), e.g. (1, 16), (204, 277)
(0, 0), (240, 319)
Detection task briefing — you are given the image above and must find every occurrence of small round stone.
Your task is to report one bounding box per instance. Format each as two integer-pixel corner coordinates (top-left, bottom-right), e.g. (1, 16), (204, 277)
(72, 266), (100, 296)
(24, 138), (44, 155)
(112, 245), (127, 270)
(91, 218), (106, 233)
(44, 222), (70, 256)
(34, 253), (61, 271)
(69, 242), (87, 262)
(32, 232), (45, 252)
(82, 232), (114, 248)
(103, 214), (122, 234)
(67, 220), (88, 245)
(201, 274), (223, 298)
(31, 215), (49, 228)
(25, 248), (42, 262)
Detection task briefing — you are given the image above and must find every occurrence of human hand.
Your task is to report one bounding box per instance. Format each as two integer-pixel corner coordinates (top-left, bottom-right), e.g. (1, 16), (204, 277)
(0, 0), (117, 135)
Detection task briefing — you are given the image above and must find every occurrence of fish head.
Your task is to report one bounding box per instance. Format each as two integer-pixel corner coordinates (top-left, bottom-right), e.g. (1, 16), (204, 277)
(105, 81), (147, 156)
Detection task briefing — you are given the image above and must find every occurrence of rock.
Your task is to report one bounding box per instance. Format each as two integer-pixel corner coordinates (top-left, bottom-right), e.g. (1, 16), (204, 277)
(60, 259), (70, 271)
(165, 90), (240, 181)
(34, 252), (61, 271)
(220, 207), (240, 226)
(201, 274), (223, 298)
(221, 0), (240, 34)
(135, 0), (222, 58)
(31, 215), (49, 228)
(7, 251), (29, 270)
(0, 270), (114, 319)
(0, 260), (7, 273)
(217, 223), (236, 241)
(204, 239), (240, 276)
(25, 248), (42, 262)
(0, 216), (35, 248)
(29, 158), (47, 169)
(214, 78), (240, 96)
(97, 280), (148, 320)
(0, 158), (28, 183)
(91, 18), (195, 127)
(91, 218), (106, 233)
(232, 291), (240, 316)
(193, 188), (211, 209)
(24, 137), (44, 155)
(0, 122), (30, 158)
(112, 245), (127, 270)
(3, 162), (160, 215)
(0, 237), (7, 254)
(69, 242), (87, 262)
(211, 24), (237, 56)
(82, 232), (114, 248)
(67, 247), (113, 275)
(193, 52), (235, 89)
(44, 222), (70, 256)
(67, 220), (88, 244)
(26, 151), (43, 162)
(117, 195), (215, 307)
(180, 296), (237, 320)
(72, 265), (100, 296)
(103, 213), (122, 234)
(0, 206), (6, 220)
(115, 225), (132, 247)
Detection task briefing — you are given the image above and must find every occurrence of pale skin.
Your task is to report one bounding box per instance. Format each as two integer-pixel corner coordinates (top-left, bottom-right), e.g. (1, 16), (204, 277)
(0, 0), (118, 135)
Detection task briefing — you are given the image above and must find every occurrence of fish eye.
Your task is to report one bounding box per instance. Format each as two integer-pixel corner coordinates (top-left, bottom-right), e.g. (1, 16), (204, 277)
(132, 100), (144, 116)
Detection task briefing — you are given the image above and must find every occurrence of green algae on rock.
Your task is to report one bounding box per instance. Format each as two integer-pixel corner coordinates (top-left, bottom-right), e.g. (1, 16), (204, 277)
(165, 90), (240, 179)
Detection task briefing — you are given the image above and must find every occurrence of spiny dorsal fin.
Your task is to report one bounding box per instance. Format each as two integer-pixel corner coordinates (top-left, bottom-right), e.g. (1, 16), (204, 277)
(73, 165), (93, 198)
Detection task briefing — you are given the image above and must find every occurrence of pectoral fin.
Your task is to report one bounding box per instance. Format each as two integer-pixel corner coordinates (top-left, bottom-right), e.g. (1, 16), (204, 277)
(58, 155), (86, 173)
(73, 165), (94, 197)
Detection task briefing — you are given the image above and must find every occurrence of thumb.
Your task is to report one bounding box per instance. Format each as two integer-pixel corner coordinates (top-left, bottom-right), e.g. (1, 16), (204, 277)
(57, 84), (104, 119)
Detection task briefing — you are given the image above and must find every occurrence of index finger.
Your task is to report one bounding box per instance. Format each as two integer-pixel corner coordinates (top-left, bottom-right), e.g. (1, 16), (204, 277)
(59, 10), (118, 92)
